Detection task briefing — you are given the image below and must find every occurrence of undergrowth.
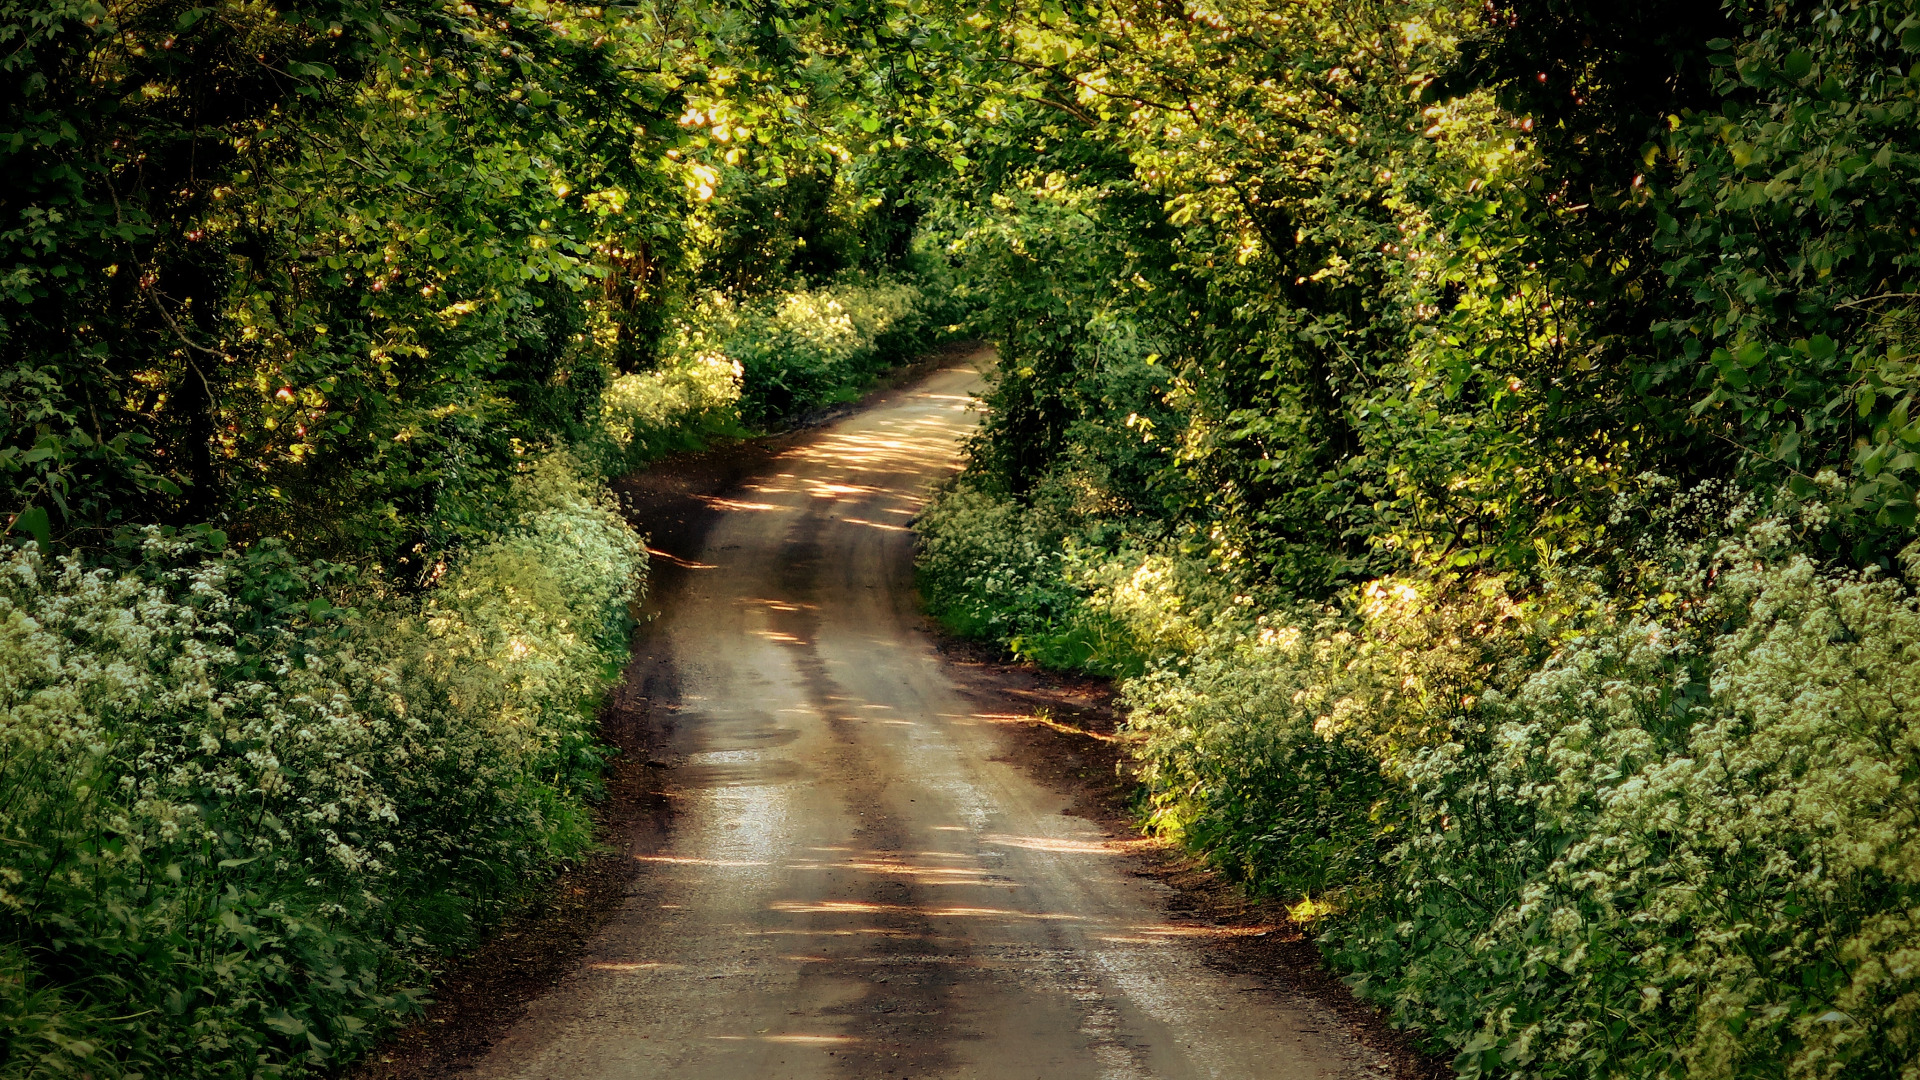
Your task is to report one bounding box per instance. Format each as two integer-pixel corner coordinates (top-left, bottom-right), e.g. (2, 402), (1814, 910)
(591, 271), (961, 474)
(0, 452), (642, 1077)
(917, 475), (1920, 1079)
(0, 269), (957, 1077)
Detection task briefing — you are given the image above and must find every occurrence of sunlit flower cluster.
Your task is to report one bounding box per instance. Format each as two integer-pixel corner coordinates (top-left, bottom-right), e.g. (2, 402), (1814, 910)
(1110, 481), (1920, 1078)
(591, 277), (930, 456)
(1378, 520), (1920, 1079)
(595, 350), (744, 470)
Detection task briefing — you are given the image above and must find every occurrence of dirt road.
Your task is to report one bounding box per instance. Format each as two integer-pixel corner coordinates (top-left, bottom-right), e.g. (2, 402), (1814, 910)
(467, 354), (1374, 1080)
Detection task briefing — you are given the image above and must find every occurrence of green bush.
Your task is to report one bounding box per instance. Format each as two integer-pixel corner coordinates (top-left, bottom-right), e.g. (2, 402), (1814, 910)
(1117, 481), (1920, 1079)
(590, 272), (958, 462)
(0, 452), (643, 1078)
(914, 485), (1075, 639)
(914, 482), (1216, 678)
(1327, 498), (1920, 1080)
(679, 275), (938, 426)
(0, 251), (957, 1076)
(923, 468), (1920, 1077)
(586, 352), (749, 477)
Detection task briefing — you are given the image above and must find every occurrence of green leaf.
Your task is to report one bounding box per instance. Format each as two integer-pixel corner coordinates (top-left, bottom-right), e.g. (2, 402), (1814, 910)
(1782, 52), (1814, 82)
(218, 909), (262, 949)
(8, 506), (51, 555)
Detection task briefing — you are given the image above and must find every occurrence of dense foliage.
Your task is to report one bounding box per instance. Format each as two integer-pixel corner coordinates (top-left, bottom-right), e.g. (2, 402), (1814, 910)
(1, 0), (945, 563)
(2, 0), (957, 1073)
(908, 0), (1920, 1077)
(1, 454), (639, 1074)
(13, 0), (1920, 1075)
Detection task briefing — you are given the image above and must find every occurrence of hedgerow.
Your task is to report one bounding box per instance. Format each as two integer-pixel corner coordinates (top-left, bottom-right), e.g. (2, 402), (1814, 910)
(920, 476), (1920, 1078)
(0, 451), (643, 1077)
(908, 0), (1920, 1074)
(589, 272), (959, 474)
(676, 274), (945, 426)
(3, 0), (967, 1064)
(589, 350), (749, 476)
(915, 481), (1219, 678)
(1323, 488), (1920, 1080)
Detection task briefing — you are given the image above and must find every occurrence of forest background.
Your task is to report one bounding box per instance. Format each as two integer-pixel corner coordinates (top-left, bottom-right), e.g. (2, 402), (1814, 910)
(6, 0), (1920, 1078)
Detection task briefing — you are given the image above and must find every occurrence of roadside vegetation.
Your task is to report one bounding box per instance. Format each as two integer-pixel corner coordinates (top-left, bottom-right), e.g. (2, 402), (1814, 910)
(1, 2), (956, 1073)
(909, 1), (1920, 1078)
(8, 0), (1919, 1076)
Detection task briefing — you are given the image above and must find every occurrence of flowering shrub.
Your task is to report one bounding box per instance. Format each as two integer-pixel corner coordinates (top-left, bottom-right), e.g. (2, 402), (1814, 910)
(0, 452), (643, 1078)
(589, 274), (948, 469)
(914, 483), (1213, 677)
(587, 351), (746, 476)
(1124, 574), (1543, 902)
(1122, 615), (1401, 901)
(1328, 508), (1920, 1080)
(914, 485), (1076, 639)
(922, 474), (1920, 1078)
(677, 276), (935, 425)
(0, 261), (951, 1075)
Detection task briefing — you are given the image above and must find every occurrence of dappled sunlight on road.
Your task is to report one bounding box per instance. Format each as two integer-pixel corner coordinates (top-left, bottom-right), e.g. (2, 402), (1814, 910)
(709, 1034), (863, 1045)
(588, 961), (687, 972)
(981, 834), (1146, 856)
(469, 360), (1358, 1080)
(785, 855), (1019, 887)
(836, 516), (910, 532)
(632, 855), (772, 868)
(694, 495), (781, 512)
(644, 546), (718, 570)
(770, 900), (1087, 921)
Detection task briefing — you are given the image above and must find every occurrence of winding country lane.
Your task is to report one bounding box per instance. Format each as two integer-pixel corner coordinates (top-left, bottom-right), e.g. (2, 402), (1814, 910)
(466, 353), (1377, 1080)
